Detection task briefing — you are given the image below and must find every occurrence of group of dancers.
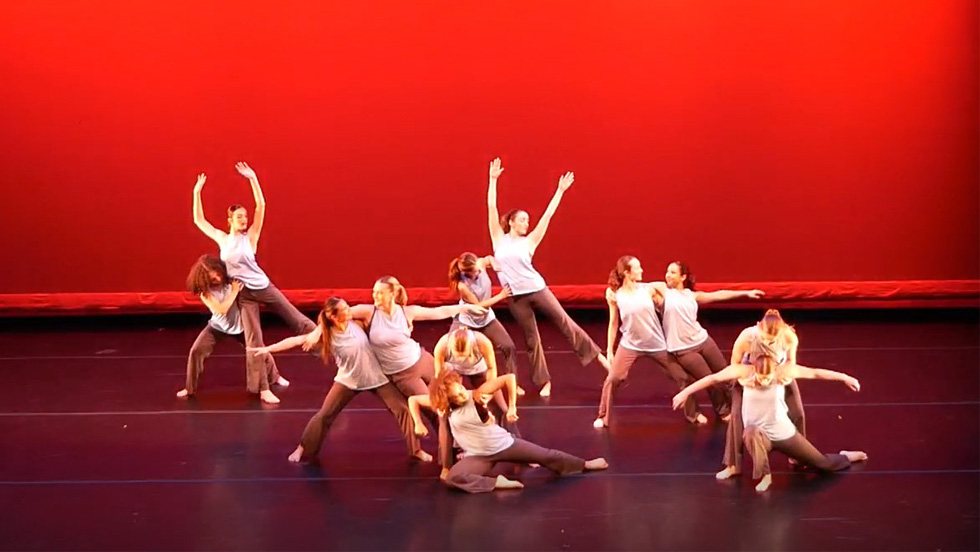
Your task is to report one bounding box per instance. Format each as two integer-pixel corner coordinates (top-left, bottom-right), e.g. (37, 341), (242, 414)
(180, 159), (867, 493)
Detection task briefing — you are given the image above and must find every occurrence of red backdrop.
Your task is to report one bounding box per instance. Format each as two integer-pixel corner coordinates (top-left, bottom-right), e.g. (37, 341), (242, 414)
(0, 1), (977, 311)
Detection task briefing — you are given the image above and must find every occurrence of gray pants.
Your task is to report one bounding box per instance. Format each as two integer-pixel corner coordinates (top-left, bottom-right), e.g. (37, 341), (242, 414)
(673, 336), (732, 417)
(597, 347), (700, 424)
(185, 325), (279, 394)
(445, 438), (586, 493)
(743, 426), (850, 479)
(507, 288), (601, 387)
(238, 283), (317, 355)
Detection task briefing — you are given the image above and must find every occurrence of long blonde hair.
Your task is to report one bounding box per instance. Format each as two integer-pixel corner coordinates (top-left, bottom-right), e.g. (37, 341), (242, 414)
(744, 329), (794, 387)
(757, 309), (797, 352)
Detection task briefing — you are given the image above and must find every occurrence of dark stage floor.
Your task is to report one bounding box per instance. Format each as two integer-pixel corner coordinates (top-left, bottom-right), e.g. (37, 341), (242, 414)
(1, 310), (978, 551)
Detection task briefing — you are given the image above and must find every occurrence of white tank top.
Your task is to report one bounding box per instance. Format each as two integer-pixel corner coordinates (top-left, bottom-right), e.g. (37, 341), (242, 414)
(456, 270), (497, 328)
(741, 383), (797, 441)
(493, 235), (546, 296)
(615, 283), (667, 352)
(738, 326), (789, 364)
(444, 330), (488, 376)
(330, 323), (390, 391)
(219, 233), (270, 290)
(205, 284), (243, 335)
(662, 288), (708, 352)
(448, 391), (515, 456)
(368, 305), (422, 375)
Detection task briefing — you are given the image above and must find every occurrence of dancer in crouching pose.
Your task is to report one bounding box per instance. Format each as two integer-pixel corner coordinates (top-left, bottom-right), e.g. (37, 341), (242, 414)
(410, 371), (608, 493)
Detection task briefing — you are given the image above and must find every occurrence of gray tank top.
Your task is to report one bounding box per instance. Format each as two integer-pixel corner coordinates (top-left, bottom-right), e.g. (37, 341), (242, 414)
(493, 235), (546, 296)
(741, 383), (796, 441)
(456, 270), (496, 328)
(330, 323), (390, 391)
(368, 305), (422, 375)
(205, 284), (243, 335)
(444, 330), (488, 376)
(662, 288), (708, 352)
(219, 233), (270, 290)
(448, 392), (514, 456)
(615, 283), (667, 352)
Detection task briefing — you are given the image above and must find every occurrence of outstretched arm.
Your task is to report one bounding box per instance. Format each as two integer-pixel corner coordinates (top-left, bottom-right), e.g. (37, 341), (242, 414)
(695, 289), (764, 305)
(192, 173), (227, 244)
(236, 162), (266, 251)
(672, 364), (748, 410)
(474, 374), (518, 422)
(408, 395), (434, 436)
(785, 364), (860, 391)
(487, 158), (505, 243)
(605, 288), (619, 360)
(405, 303), (486, 323)
(527, 171), (574, 253)
(249, 327), (319, 357)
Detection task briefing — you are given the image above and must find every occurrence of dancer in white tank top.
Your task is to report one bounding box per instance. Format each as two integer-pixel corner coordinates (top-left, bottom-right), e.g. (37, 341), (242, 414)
(486, 158), (610, 397)
(178, 255), (281, 404)
(718, 309), (808, 480)
(594, 256), (709, 428)
(645, 261), (764, 420)
(191, 163), (315, 390)
(672, 338), (867, 493)
(250, 297), (431, 464)
(447, 252), (523, 395)
(409, 371), (609, 493)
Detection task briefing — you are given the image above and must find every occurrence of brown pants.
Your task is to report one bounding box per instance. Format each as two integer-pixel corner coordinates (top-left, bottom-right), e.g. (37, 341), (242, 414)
(507, 288), (601, 387)
(673, 337), (732, 417)
(238, 283), (317, 354)
(299, 381), (421, 459)
(743, 426), (850, 479)
(450, 318), (518, 377)
(597, 347), (700, 425)
(437, 371), (521, 468)
(185, 325), (280, 394)
(724, 381), (806, 469)
(445, 437), (587, 493)
(387, 350), (442, 457)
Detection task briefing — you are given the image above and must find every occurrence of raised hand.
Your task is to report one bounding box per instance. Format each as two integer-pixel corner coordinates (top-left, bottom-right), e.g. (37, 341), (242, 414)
(489, 158), (504, 180)
(557, 171), (574, 191)
(235, 162), (257, 180)
(194, 173), (207, 192)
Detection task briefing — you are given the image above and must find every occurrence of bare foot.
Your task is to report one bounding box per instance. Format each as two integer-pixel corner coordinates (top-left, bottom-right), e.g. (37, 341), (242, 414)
(755, 474), (772, 493)
(287, 445), (304, 463)
(517, 386), (526, 397)
(597, 353), (611, 372)
(584, 458), (609, 470)
(414, 450), (433, 463)
(440, 468), (450, 481)
(539, 382), (552, 398)
(176, 389), (190, 398)
(841, 450), (868, 462)
(528, 463), (540, 468)
(715, 466), (740, 480)
(275, 376), (290, 387)
(592, 417), (607, 429)
(494, 475), (524, 490)
(692, 413), (708, 425)
(260, 390), (280, 404)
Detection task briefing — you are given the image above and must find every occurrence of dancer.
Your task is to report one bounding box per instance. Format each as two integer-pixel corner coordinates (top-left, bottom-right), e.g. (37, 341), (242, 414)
(647, 261), (764, 419)
(409, 371), (609, 493)
(672, 339), (867, 493)
(486, 157), (610, 397)
(447, 252), (522, 395)
(192, 163), (316, 377)
(594, 256), (705, 428)
(250, 297), (430, 463)
(179, 255), (281, 403)
(718, 309), (807, 480)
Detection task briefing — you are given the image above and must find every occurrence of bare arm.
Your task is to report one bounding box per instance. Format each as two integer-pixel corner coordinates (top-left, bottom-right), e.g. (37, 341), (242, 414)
(785, 331), (799, 365)
(474, 374), (518, 421)
(730, 329), (753, 365)
(694, 289), (764, 305)
(432, 336), (449, 378)
(192, 173), (227, 244)
(527, 171), (573, 253)
(785, 364), (860, 391)
(248, 331), (316, 356)
(236, 162), (266, 251)
(408, 395), (434, 436)
(348, 304), (375, 323)
(474, 332), (498, 380)
(672, 364), (749, 410)
(487, 158), (505, 244)
(606, 288), (619, 360)
(458, 281), (511, 309)
(405, 303), (486, 323)
(200, 280), (244, 316)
